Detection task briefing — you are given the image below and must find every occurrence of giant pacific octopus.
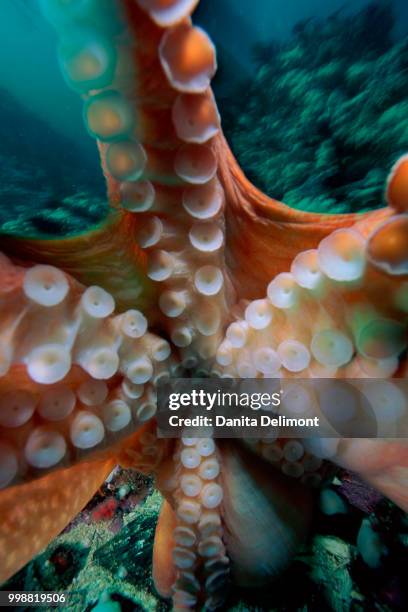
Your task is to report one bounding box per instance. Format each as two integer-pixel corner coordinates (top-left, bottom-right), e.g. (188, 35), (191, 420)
(0, 1), (407, 610)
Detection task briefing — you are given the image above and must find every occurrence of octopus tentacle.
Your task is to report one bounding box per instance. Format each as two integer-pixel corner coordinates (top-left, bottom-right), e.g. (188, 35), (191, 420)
(168, 437), (228, 611)
(0, 250), (177, 580)
(0, 218), (155, 312)
(216, 215), (407, 379)
(246, 438), (327, 487)
(39, 0), (235, 359)
(0, 457), (115, 583)
(113, 1), (233, 358)
(214, 135), (394, 298)
(333, 438), (408, 512)
(214, 206), (408, 508)
(0, 253), (175, 489)
(219, 441), (314, 587)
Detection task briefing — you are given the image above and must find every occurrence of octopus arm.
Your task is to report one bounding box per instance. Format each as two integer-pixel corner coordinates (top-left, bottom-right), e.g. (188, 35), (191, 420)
(0, 249), (171, 512)
(333, 438), (408, 512)
(215, 158), (408, 516)
(215, 135), (396, 298)
(0, 457), (115, 583)
(0, 216), (155, 313)
(152, 499), (178, 598)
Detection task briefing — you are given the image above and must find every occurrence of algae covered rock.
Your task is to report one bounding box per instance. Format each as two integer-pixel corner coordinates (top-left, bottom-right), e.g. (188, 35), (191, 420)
(219, 2), (408, 214)
(93, 513), (156, 588)
(310, 535), (355, 612)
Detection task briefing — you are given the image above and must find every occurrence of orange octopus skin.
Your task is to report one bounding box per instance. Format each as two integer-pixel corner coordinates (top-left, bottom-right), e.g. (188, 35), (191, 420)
(0, 1), (407, 610)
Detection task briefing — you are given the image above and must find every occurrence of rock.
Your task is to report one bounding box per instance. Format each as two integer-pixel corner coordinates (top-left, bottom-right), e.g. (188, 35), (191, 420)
(320, 488), (349, 515)
(357, 519), (388, 569)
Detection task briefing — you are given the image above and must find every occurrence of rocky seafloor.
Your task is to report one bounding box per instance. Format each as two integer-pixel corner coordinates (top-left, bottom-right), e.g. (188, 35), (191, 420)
(219, 2), (408, 214)
(2, 465), (407, 612)
(0, 87), (107, 238)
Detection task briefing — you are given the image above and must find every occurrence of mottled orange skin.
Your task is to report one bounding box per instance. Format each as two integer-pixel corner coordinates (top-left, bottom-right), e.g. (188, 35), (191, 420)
(152, 499), (178, 597)
(0, 459), (115, 581)
(216, 135), (394, 297)
(367, 215), (408, 273)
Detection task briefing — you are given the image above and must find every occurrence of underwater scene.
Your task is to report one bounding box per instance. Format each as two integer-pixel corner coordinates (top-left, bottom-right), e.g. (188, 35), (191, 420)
(0, 0), (407, 611)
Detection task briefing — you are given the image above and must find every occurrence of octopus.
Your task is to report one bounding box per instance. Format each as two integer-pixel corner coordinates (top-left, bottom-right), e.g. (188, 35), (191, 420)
(0, 1), (407, 610)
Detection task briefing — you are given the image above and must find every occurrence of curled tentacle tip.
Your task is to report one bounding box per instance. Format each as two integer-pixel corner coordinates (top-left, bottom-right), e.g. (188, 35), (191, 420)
(367, 214), (408, 276)
(386, 154), (408, 212)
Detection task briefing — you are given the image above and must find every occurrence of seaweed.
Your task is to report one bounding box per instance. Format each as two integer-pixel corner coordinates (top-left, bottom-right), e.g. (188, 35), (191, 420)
(219, 2), (408, 213)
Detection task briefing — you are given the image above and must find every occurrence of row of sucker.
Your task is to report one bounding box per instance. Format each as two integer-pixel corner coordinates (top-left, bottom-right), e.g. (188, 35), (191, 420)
(163, 437), (229, 611)
(131, 6), (233, 609)
(151, 6), (231, 366)
(41, 0), (233, 367)
(245, 438), (327, 487)
(213, 213), (407, 473)
(0, 254), (173, 488)
(215, 222), (407, 381)
(39, 4), (233, 610)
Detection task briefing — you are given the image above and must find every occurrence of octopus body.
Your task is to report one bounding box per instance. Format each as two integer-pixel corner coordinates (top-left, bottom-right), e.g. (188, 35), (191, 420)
(0, 1), (407, 610)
